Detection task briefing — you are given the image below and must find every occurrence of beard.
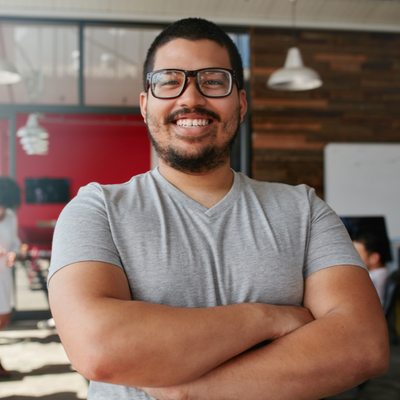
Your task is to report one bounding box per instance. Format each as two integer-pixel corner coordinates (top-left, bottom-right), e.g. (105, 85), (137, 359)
(146, 106), (241, 174)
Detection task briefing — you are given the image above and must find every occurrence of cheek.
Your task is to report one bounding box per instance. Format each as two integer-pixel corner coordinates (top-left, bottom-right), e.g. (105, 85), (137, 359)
(146, 113), (163, 135)
(221, 106), (241, 135)
(146, 101), (173, 128)
(146, 112), (175, 144)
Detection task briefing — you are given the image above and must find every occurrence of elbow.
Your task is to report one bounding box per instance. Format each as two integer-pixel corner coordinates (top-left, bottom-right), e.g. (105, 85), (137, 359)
(70, 346), (113, 383)
(365, 341), (390, 378)
(70, 337), (162, 386)
(356, 333), (390, 380)
(63, 331), (122, 383)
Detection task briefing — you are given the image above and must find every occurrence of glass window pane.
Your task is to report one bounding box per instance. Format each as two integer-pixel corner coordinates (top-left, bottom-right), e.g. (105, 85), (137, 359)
(84, 26), (161, 106)
(229, 33), (251, 81)
(0, 22), (79, 105)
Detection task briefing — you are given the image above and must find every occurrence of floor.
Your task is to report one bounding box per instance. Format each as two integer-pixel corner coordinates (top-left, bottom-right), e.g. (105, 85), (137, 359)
(1, 262), (399, 400)
(0, 320), (88, 399)
(0, 260), (89, 399)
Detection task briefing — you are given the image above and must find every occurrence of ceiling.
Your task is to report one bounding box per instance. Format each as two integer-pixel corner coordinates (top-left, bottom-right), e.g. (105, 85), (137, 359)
(0, 0), (400, 33)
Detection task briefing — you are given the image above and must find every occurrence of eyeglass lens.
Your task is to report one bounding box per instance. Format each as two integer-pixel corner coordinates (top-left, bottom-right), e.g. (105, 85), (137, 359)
(151, 69), (232, 98)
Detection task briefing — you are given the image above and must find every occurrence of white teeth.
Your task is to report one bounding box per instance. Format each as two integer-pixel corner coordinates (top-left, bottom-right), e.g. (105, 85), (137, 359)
(176, 119), (209, 127)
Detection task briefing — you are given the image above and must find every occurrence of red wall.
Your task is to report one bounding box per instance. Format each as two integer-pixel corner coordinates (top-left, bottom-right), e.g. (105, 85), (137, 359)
(14, 113), (150, 244)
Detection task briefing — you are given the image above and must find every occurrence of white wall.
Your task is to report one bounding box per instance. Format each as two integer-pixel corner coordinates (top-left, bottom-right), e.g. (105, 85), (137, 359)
(324, 143), (400, 239)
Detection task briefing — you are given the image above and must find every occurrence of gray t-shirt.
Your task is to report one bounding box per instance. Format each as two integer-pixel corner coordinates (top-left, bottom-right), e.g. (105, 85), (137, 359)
(49, 168), (364, 399)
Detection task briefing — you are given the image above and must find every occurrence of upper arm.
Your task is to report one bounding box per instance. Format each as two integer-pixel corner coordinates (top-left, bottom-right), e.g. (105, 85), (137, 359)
(48, 260), (131, 303)
(304, 264), (383, 319)
(303, 264), (389, 372)
(48, 184), (123, 284)
(303, 189), (365, 279)
(48, 261), (131, 372)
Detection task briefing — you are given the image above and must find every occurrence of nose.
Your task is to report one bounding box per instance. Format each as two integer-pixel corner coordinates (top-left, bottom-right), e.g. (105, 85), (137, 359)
(177, 77), (207, 108)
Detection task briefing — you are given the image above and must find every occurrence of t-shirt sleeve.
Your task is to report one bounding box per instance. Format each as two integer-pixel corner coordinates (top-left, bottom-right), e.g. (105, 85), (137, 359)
(303, 187), (366, 278)
(48, 183), (123, 282)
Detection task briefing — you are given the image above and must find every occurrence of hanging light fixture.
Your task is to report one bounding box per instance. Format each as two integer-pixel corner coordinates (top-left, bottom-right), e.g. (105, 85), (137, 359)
(267, 0), (322, 91)
(0, 56), (22, 85)
(17, 113), (49, 155)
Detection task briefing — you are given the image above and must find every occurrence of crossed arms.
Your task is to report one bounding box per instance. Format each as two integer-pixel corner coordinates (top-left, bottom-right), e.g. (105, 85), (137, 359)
(49, 261), (389, 400)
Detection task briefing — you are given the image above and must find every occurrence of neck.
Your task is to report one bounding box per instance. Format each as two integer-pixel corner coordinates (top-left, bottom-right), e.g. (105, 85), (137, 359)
(158, 160), (234, 209)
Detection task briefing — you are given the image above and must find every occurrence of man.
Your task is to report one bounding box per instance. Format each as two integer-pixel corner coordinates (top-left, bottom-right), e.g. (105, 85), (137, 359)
(353, 229), (390, 306)
(48, 18), (389, 400)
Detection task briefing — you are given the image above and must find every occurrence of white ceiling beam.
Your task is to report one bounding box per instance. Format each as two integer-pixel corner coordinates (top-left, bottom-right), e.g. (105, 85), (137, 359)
(0, 0), (399, 33)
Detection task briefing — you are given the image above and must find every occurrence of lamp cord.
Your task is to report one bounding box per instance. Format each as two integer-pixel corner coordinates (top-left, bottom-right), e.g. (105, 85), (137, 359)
(291, 0), (297, 48)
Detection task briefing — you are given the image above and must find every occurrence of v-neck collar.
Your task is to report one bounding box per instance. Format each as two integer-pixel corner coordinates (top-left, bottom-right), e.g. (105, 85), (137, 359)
(152, 167), (241, 218)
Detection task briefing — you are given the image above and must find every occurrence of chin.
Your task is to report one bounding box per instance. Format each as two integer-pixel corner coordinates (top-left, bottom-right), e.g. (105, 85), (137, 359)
(160, 140), (233, 174)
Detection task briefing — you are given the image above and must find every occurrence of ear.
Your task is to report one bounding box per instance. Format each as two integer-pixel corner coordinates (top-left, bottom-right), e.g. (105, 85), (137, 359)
(369, 252), (381, 267)
(140, 91), (148, 120)
(239, 89), (248, 123)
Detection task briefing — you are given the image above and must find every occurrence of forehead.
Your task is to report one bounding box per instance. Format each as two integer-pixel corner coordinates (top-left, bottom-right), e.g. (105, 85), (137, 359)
(152, 38), (232, 71)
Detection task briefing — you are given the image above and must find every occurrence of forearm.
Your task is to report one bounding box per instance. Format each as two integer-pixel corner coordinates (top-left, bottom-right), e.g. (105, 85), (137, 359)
(155, 268), (390, 400)
(73, 299), (272, 387)
(51, 265), (312, 390)
(161, 310), (388, 400)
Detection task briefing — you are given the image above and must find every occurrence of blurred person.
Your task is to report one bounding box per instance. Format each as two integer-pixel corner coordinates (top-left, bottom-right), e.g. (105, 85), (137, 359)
(353, 229), (390, 306)
(0, 177), (21, 377)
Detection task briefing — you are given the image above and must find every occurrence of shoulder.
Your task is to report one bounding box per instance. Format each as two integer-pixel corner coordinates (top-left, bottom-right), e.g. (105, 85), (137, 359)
(236, 172), (320, 212)
(79, 170), (154, 197)
(237, 172), (313, 196)
(70, 170), (157, 208)
(56, 170), (161, 226)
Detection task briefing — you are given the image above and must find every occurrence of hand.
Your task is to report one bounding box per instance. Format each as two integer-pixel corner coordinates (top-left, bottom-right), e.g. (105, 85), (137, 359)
(137, 384), (189, 400)
(6, 252), (16, 267)
(0, 247), (6, 256)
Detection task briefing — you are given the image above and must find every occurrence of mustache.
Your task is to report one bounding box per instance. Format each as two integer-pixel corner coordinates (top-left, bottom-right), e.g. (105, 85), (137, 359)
(165, 107), (221, 124)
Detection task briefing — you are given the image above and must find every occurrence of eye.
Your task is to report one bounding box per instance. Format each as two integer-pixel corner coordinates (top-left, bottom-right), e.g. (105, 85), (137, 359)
(203, 79), (223, 86)
(160, 79), (180, 87)
(153, 71), (184, 90)
(199, 71), (230, 90)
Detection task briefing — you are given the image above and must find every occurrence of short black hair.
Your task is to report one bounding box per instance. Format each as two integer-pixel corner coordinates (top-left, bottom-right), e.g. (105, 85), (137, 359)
(0, 177), (21, 210)
(142, 18), (244, 91)
(353, 228), (391, 265)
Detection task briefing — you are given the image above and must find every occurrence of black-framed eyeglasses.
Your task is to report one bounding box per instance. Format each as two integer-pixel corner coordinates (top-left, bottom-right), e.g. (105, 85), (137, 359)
(146, 68), (239, 99)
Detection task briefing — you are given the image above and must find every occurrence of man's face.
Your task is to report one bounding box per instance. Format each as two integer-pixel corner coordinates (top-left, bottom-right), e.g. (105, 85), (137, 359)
(140, 38), (247, 174)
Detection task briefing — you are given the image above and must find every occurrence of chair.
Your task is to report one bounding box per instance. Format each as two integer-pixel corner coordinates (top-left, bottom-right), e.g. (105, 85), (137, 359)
(383, 267), (400, 344)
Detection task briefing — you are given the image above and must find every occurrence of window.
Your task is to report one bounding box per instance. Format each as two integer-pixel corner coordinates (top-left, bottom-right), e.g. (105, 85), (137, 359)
(0, 22), (79, 105)
(84, 26), (161, 106)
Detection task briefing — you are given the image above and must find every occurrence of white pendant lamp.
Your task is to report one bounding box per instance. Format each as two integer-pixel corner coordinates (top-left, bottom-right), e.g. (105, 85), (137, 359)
(0, 57), (22, 85)
(267, 0), (322, 91)
(267, 47), (322, 91)
(17, 113), (49, 155)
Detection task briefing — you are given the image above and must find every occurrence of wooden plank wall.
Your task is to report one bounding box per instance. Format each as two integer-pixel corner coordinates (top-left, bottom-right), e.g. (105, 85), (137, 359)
(250, 27), (400, 199)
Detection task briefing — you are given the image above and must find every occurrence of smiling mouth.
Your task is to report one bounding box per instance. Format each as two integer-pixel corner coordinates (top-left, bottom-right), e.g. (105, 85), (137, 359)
(175, 119), (211, 128)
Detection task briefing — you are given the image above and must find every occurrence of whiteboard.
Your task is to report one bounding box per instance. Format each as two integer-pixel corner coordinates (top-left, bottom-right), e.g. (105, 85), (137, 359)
(324, 143), (400, 239)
